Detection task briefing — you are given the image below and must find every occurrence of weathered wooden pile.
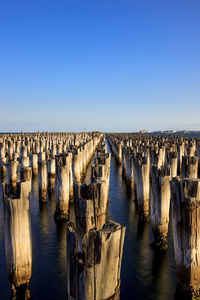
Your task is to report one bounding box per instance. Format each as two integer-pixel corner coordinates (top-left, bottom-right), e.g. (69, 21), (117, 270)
(107, 133), (200, 297)
(0, 132), (101, 203)
(3, 179), (32, 298)
(67, 139), (125, 300)
(0, 132), (104, 297)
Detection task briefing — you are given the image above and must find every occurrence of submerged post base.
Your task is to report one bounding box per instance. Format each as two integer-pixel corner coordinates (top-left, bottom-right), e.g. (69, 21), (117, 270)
(11, 282), (31, 300)
(54, 210), (69, 221)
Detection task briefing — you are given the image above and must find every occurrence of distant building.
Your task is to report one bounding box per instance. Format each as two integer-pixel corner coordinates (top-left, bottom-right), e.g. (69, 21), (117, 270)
(164, 130), (177, 133)
(139, 130), (148, 134)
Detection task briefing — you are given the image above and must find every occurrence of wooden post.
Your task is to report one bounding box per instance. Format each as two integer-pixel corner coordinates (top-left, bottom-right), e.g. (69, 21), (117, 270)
(74, 182), (108, 249)
(150, 166), (171, 250)
(47, 158), (56, 191)
(3, 180), (32, 298)
(67, 221), (125, 300)
(21, 167), (32, 182)
(133, 155), (150, 220)
(38, 161), (48, 201)
(7, 161), (18, 188)
(181, 156), (199, 179)
(169, 151), (178, 178)
(73, 148), (81, 183)
(170, 178), (200, 297)
(32, 154), (38, 175)
(55, 154), (70, 218)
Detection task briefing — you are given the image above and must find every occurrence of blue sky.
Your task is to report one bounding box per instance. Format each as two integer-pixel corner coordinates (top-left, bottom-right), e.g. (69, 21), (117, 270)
(0, 0), (200, 132)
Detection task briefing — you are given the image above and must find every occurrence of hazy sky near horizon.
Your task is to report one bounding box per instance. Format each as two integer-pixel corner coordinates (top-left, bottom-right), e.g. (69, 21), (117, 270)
(0, 0), (200, 132)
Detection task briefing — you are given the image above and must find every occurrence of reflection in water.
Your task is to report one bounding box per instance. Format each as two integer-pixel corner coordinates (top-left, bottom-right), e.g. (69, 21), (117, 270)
(151, 251), (169, 300)
(55, 220), (67, 274)
(39, 201), (49, 236)
(48, 190), (56, 211)
(136, 221), (153, 283)
(151, 213), (177, 300)
(0, 181), (3, 202)
(32, 175), (39, 200)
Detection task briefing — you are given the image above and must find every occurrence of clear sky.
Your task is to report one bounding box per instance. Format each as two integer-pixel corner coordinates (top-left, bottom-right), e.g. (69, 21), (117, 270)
(0, 0), (200, 132)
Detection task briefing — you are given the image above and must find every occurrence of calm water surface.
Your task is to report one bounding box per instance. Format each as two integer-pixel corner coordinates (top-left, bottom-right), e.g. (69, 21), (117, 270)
(0, 139), (179, 299)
